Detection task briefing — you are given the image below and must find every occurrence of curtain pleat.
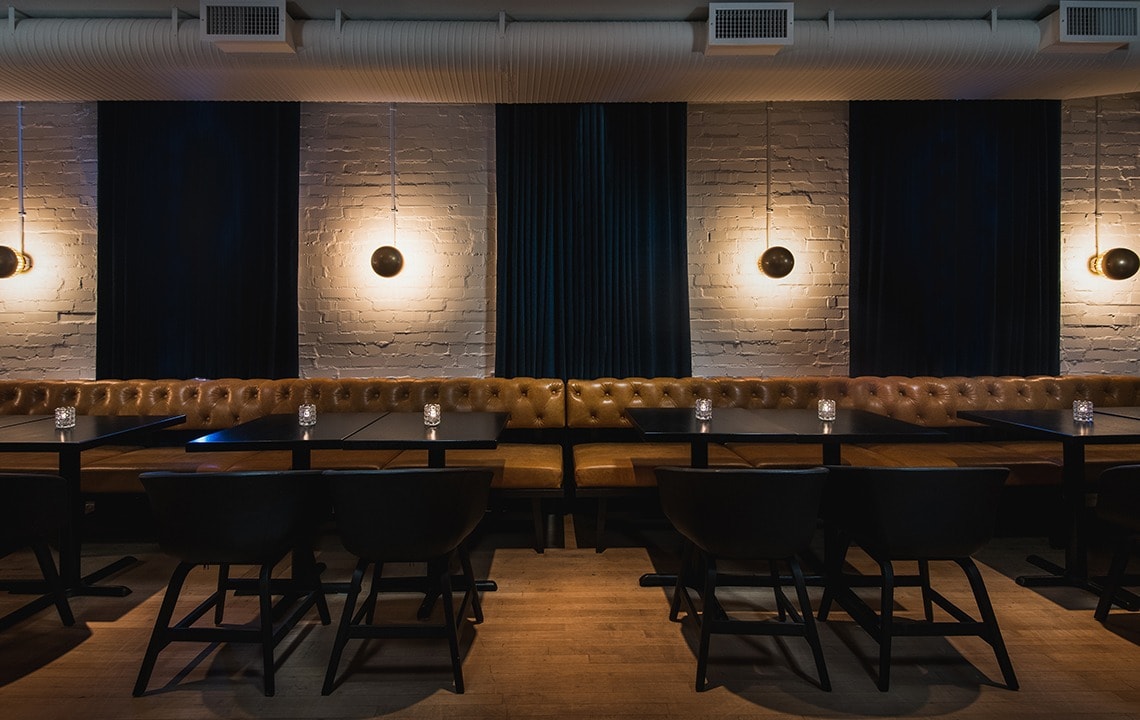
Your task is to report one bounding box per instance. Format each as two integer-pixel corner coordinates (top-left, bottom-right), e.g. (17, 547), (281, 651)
(495, 103), (690, 380)
(96, 101), (299, 380)
(849, 100), (1060, 377)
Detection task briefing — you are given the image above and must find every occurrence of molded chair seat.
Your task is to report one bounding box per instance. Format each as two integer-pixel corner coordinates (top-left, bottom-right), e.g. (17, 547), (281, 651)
(321, 468), (493, 696)
(1094, 464), (1140, 621)
(0, 473), (74, 631)
(656, 466), (831, 692)
(818, 466), (1018, 692)
(133, 470), (330, 697)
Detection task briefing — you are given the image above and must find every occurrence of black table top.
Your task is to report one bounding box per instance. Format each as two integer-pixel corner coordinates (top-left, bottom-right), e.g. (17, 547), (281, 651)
(626, 407), (944, 443)
(958, 409), (1140, 443)
(342, 411), (509, 450)
(187, 412), (387, 452)
(0, 414), (52, 430)
(1095, 406), (1140, 421)
(0, 414), (186, 451)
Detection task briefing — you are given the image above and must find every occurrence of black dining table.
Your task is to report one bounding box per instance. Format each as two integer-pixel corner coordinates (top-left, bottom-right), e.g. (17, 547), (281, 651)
(0, 413), (186, 596)
(341, 410), (510, 467)
(959, 408), (1140, 608)
(188, 412), (387, 469)
(1094, 406), (1140, 421)
(627, 406), (944, 467)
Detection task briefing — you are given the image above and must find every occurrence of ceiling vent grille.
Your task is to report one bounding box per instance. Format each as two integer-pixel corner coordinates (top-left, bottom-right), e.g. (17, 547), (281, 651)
(1039, 1), (1139, 53)
(200, 0), (296, 53)
(706, 2), (794, 55)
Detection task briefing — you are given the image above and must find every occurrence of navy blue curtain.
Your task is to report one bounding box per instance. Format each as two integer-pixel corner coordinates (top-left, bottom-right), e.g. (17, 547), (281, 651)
(96, 101), (299, 380)
(849, 100), (1060, 377)
(494, 103), (691, 380)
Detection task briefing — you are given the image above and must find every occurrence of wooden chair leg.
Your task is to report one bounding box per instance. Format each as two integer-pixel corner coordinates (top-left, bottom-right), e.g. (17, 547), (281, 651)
(771, 560), (787, 621)
(134, 561), (193, 697)
(790, 557), (831, 691)
(214, 564), (229, 625)
(877, 559), (895, 692)
(458, 545), (484, 623)
(959, 557), (1018, 690)
(818, 533), (849, 621)
(31, 540), (73, 626)
(1096, 535), (1132, 622)
(669, 541), (694, 621)
(322, 560), (367, 696)
(363, 562), (384, 625)
(695, 557), (718, 692)
(918, 559), (934, 622)
(258, 563), (276, 697)
(437, 557), (465, 694)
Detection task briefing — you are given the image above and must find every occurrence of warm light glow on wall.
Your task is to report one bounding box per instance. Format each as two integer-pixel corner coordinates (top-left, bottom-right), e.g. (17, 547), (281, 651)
(0, 231), (66, 297)
(350, 223), (434, 302)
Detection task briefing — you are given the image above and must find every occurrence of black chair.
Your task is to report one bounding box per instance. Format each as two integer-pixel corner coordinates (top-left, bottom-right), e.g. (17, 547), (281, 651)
(133, 470), (330, 697)
(818, 466), (1017, 692)
(321, 468), (492, 696)
(1094, 464), (1140, 621)
(0, 473), (74, 632)
(655, 466), (831, 692)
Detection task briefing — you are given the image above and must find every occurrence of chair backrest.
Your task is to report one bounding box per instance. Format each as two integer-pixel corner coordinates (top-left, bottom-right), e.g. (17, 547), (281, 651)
(324, 468), (493, 562)
(825, 466), (1009, 559)
(1096, 464), (1140, 534)
(0, 473), (67, 551)
(655, 467), (828, 561)
(139, 470), (324, 565)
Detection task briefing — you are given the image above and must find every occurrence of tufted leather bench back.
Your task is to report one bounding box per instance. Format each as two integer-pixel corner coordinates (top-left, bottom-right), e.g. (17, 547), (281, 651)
(566, 376), (1140, 428)
(0, 377), (565, 431)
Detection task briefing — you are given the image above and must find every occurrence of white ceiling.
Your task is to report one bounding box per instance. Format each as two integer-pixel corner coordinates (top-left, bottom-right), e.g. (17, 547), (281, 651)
(1, 1), (1138, 102)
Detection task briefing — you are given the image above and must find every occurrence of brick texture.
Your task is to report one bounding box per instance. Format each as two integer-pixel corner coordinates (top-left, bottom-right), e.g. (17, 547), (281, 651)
(0, 97), (1135, 379)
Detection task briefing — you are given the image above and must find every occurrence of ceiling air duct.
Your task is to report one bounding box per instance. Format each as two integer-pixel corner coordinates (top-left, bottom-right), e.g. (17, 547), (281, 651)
(1039, 0), (1140, 53)
(200, 0), (296, 54)
(705, 2), (793, 55)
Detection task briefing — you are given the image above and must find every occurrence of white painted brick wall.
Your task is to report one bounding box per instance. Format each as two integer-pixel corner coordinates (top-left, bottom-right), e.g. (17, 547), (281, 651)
(687, 102), (850, 377)
(298, 104), (496, 378)
(0, 103), (98, 379)
(0, 98), (1136, 379)
(1061, 95), (1140, 373)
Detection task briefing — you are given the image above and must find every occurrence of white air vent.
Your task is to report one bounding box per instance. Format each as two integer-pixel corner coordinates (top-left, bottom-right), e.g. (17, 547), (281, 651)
(706, 2), (794, 55)
(1039, 1), (1139, 53)
(200, 0), (296, 54)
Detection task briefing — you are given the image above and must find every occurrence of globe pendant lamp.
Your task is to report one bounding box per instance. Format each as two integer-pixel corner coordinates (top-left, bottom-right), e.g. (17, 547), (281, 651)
(757, 101), (793, 278)
(372, 102), (404, 277)
(1088, 98), (1138, 281)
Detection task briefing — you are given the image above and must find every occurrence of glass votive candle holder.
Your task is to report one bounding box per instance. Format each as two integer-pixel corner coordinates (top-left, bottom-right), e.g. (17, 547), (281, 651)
(424, 403), (442, 427)
(54, 406), (77, 429)
(298, 403), (317, 426)
(1073, 399), (1094, 423)
(694, 398), (713, 421)
(818, 398), (837, 422)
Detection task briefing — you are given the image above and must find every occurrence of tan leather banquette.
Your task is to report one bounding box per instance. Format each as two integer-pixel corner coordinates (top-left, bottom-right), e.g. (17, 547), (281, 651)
(0, 377), (566, 495)
(566, 375), (1140, 490)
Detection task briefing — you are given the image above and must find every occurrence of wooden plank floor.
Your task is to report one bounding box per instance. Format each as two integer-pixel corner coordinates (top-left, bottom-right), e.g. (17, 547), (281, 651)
(2, 510), (1140, 719)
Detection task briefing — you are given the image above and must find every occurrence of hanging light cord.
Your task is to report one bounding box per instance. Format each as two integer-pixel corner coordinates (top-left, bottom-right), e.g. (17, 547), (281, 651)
(17, 101), (26, 257)
(1094, 97), (1101, 260)
(765, 101), (772, 251)
(389, 102), (398, 246)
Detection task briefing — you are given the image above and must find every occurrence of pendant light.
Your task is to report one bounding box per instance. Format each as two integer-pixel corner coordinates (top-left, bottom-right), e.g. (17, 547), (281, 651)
(1088, 97), (1139, 281)
(1, 102), (33, 279)
(758, 101), (794, 278)
(371, 102), (404, 278)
